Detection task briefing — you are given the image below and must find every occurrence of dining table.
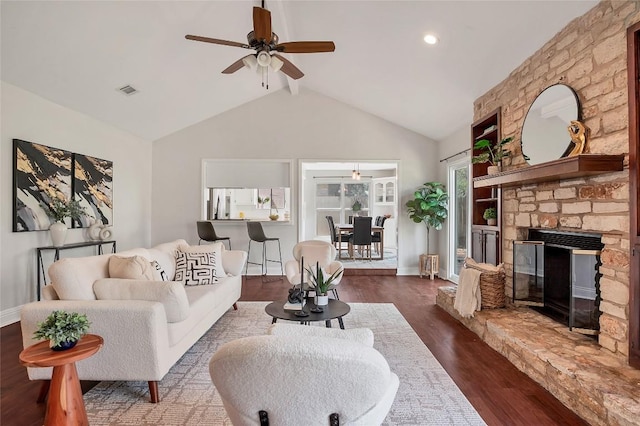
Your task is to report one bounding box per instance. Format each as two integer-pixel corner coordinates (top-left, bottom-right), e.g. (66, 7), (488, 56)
(335, 223), (385, 260)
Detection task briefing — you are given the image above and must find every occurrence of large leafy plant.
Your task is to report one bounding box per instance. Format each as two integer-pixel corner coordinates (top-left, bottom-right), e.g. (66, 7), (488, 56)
(471, 137), (514, 166)
(406, 182), (449, 254)
(33, 310), (91, 347)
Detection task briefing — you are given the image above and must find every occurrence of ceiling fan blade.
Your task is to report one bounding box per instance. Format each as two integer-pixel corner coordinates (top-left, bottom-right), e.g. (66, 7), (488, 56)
(253, 7), (272, 43)
(221, 55), (253, 74)
(275, 41), (335, 53)
(185, 35), (250, 49)
(273, 54), (304, 80)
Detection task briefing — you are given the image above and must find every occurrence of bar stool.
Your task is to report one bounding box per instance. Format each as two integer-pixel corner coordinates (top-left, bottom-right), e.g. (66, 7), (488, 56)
(245, 222), (283, 277)
(197, 221), (231, 249)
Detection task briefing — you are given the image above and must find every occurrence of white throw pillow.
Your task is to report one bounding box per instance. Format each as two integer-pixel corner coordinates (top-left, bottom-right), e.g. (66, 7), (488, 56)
(108, 255), (155, 280)
(151, 260), (169, 281)
(175, 252), (220, 285)
(177, 243), (226, 277)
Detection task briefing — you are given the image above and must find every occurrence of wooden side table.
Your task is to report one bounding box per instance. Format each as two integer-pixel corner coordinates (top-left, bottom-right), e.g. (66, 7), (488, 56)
(419, 254), (439, 280)
(19, 334), (103, 426)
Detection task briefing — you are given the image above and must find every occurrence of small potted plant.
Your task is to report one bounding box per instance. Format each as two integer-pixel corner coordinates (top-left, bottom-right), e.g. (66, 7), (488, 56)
(351, 198), (362, 214)
(483, 207), (497, 226)
(33, 310), (91, 351)
(471, 136), (513, 174)
(305, 262), (343, 306)
(47, 197), (86, 247)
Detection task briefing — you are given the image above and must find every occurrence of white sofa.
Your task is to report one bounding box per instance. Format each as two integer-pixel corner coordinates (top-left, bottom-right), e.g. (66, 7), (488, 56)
(20, 239), (247, 402)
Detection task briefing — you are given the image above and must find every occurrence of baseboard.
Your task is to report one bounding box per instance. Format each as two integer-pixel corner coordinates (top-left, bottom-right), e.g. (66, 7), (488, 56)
(343, 268), (396, 276)
(396, 267), (418, 276)
(1, 305), (22, 327)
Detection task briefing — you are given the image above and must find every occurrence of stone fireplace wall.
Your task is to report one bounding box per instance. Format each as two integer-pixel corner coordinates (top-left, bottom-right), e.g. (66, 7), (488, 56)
(473, 0), (639, 359)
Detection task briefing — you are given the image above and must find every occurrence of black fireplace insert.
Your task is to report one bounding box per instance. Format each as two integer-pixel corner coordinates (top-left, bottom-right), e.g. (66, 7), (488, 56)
(513, 229), (603, 334)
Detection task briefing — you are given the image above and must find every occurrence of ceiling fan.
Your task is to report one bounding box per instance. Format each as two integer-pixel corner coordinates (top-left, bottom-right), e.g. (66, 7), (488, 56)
(185, 1), (335, 83)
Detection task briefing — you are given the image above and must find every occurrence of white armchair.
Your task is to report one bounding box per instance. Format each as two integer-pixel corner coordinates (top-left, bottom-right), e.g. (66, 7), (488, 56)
(284, 240), (344, 298)
(209, 324), (399, 426)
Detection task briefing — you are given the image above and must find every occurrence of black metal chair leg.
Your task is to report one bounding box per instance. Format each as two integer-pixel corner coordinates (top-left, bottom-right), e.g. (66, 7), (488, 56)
(277, 240), (283, 276)
(245, 240), (252, 275)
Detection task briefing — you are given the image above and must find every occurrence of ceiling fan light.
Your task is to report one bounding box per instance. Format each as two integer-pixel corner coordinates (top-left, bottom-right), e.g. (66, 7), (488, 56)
(256, 51), (271, 67)
(242, 55), (258, 70)
(270, 55), (283, 72)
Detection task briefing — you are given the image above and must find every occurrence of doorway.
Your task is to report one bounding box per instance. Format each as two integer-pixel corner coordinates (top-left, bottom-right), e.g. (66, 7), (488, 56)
(300, 161), (398, 270)
(447, 157), (470, 283)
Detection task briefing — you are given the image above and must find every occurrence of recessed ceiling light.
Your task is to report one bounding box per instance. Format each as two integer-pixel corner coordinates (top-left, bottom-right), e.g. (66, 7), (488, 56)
(423, 34), (438, 45)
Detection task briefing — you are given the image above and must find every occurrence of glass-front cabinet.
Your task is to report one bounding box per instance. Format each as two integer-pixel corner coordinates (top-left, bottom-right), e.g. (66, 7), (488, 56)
(373, 178), (395, 204)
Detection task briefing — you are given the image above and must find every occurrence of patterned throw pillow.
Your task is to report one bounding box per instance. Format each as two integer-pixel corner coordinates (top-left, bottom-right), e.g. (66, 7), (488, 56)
(174, 252), (220, 285)
(151, 260), (169, 281)
(177, 242), (226, 277)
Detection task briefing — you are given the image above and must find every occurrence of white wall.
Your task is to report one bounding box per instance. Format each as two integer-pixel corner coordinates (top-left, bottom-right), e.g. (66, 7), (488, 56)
(152, 88), (438, 274)
(0, 82), (152, 324)
(437, 125), (471, 281)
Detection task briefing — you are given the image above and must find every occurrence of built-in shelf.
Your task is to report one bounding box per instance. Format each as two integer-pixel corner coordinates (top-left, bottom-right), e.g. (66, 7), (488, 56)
(472, 224), (500, 231)
(473, 154), (625, 188)
(475, 197), (498, 203)
(475, 128), (498, 141)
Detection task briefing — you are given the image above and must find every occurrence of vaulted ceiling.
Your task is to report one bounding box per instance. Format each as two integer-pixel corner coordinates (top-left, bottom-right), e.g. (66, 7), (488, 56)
(1, 1), (597, 141)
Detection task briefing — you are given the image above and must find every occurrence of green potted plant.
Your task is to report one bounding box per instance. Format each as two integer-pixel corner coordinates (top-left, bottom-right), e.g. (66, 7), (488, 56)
(47, 197), (86, 247)
(351, 197), (362, 213)
(483, 207), (497, 226)
(471, 136), (514, 174)
(406, 182), (448, 255)
(305, 262), (343, 306)
(33, 310), (91, 351)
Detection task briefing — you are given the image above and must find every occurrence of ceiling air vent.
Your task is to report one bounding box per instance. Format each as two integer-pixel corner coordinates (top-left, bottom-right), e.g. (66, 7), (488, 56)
(118, 85), (138, 96)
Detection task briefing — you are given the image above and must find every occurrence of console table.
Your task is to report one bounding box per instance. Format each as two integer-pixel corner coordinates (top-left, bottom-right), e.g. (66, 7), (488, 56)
(37, 241), (116, 300)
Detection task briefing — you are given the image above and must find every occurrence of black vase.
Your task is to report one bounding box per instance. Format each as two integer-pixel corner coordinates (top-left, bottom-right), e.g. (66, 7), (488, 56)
(51, 340), (77, 351)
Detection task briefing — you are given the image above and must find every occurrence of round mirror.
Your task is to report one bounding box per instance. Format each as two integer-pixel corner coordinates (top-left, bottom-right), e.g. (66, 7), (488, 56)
(521, 84), (580, 165)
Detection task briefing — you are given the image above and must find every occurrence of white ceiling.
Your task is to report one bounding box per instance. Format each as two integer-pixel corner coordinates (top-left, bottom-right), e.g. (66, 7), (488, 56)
(1, 1), (597, 142)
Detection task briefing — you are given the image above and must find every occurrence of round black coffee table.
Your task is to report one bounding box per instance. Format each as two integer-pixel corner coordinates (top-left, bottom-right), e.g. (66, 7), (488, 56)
(265, 298), (350, 329)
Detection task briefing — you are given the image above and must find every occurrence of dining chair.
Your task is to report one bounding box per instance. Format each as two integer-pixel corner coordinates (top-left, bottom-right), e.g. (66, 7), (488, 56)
(372, 216), (387, 255)
(349, 216), (373, 260)
(245, 222), (283, 277)
(196, 221), (231, 249)
(326, 216), (351, 256)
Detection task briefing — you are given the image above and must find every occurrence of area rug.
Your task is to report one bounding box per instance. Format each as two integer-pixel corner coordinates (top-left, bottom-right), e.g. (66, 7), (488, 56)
(84, 302), (486, 425)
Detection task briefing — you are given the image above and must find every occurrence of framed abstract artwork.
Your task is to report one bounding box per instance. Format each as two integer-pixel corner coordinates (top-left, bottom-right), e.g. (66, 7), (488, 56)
(13, 139), (73, 232)
(73, 153), (113, 228)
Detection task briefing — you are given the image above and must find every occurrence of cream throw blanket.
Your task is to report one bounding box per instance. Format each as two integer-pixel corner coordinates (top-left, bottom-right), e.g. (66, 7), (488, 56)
(454, 267), (483, 318)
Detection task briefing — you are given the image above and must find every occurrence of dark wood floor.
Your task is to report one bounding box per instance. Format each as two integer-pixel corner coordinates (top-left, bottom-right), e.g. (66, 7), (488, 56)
(1, 275), (588, 426)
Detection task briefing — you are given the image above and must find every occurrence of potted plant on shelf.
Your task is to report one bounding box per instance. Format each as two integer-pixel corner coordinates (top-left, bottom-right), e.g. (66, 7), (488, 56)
(33, 310), (91, 351)
(305, 262), (343, 306)
(406, 182), (449, 255)
(257, 196), (270, 209)
(483, 207), (497, 226)
(47, 197), (86, 247)
(471, 136), (514, 174)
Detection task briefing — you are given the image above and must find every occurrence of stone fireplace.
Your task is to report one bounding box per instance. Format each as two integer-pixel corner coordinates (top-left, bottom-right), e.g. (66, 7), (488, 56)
(469, 0), (635, 359)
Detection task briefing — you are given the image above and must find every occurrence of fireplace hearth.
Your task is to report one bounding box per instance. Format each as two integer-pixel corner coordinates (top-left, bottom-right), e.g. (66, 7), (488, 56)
(513, 229), (603, 334)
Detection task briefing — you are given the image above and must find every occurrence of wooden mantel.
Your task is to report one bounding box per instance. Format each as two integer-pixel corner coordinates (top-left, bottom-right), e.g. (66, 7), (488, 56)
(473, 154), (625, 188)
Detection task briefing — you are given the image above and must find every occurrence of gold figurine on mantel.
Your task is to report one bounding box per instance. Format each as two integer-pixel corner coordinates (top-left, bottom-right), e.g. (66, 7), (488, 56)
(565, 120), (589, 157)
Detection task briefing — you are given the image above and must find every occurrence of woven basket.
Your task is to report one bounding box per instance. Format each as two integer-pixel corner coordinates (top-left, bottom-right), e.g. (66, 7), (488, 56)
(464, 258), (506, 309)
